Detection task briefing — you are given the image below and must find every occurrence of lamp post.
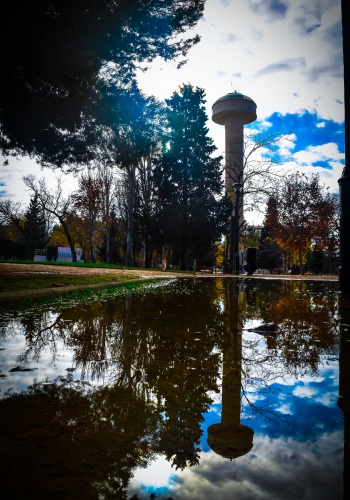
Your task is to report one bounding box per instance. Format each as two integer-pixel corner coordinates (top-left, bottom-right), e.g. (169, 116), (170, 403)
(233, 182), (243, 274)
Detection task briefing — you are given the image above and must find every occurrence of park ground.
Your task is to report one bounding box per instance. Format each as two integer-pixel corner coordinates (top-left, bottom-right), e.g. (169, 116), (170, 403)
(0, 262), (338, 303)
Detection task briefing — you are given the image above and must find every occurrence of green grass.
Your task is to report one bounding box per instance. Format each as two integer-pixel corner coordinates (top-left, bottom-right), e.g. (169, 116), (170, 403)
(0, 259), (140, 270)
(0, 272), (134, 293)
(1, 279), (168, 312)
(0, 260), (189, 295)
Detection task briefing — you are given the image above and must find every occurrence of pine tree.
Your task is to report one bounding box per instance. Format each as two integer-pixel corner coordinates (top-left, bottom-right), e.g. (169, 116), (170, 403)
(23, 194), (48, 258)
(153, 84), (225, 270)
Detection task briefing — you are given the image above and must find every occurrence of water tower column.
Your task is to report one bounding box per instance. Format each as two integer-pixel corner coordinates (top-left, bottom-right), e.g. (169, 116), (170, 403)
(224, 115), (244, 191)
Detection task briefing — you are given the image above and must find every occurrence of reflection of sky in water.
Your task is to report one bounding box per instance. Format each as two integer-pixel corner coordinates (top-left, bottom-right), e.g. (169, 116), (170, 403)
(1, 314), (77, 395)
(129, 333), (343, 499)
(129, 434), (342, 500)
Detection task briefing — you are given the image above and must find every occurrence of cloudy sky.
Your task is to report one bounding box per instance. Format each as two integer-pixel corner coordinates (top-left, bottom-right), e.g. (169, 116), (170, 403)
(0, 0), (344, 225)
(137, 0), (345, 223)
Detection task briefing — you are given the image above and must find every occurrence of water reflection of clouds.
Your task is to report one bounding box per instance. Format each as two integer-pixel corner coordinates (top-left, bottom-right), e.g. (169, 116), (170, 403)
(293, 384), (319, 398)
(275, 402), (293, 415)
(0, 334), (75, 394)
(129, 432), (342, 500)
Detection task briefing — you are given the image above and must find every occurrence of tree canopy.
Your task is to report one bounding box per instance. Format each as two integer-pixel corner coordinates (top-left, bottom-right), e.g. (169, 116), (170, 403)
(263, 173), (339, 273)
(0, 0), (204, 164)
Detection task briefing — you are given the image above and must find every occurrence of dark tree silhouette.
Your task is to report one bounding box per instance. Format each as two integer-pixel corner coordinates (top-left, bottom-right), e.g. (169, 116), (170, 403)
(153, 84), (225, 270)
(0, 1), (204, 165)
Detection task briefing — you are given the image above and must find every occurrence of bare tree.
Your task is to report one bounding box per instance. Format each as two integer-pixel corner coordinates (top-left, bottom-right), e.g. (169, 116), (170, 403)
(225, 129), (294, 223)
(95, 163), (118, 264)
(73, 171), (103, 263)
(23, 174), (77, 262)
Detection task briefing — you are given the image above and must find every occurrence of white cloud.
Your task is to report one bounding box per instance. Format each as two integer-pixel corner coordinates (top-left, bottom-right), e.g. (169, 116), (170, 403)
(294, 142), (345, 166)
(276, 403), (293, 415)
(314, 391), (338, 407)
(132, 456), (175, 488)
(293, 384), (318, 398)
(0, 155), (78, 205)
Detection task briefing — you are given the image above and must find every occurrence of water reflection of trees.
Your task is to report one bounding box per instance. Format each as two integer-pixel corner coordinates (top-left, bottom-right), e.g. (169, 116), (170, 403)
(220, 278), (339, 428)
(241, 279), (339, 377)
(0, 279), (226, 497)
(0, 277), (340, 497)
(0, 378), (159, 499)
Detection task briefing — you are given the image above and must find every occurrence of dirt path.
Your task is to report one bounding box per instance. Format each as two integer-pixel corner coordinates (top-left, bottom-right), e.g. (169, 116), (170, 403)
(0, 263), (338, 279)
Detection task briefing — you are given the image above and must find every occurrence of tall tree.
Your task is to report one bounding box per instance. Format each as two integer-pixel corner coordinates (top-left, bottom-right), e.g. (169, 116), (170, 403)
(257, 198), (283, 271)
(0, 196), (49, 259)
(73, 172), (103, 262)
(153, 84), (225, 270)
(23, 194), (50, 254)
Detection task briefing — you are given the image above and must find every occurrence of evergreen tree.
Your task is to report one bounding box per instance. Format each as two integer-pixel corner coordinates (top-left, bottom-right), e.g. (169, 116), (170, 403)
(23, 194), (48, 258)
(153, 84), (225, 270)
(257, 196), (283, 271)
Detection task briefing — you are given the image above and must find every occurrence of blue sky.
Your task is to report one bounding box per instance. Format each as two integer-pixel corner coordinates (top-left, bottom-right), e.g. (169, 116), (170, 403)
(0, 0), (344, 225)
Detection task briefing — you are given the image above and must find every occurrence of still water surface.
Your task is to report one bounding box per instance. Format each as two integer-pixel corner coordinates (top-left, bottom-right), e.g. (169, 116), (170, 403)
(0, 277), (348, 499)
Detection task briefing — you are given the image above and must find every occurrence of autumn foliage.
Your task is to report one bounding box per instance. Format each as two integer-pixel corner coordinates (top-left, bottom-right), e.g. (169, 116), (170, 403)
(264, 173), (339, 273)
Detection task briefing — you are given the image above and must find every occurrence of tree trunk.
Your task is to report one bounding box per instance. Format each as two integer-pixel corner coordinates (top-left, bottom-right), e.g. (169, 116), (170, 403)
(60, 218), (77, 262)
(126, 165), (136, 266)
(106, 228), (110, 264)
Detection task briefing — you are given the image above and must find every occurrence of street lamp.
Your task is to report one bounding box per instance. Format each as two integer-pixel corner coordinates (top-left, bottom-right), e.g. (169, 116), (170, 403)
(233, 182), (243, 274)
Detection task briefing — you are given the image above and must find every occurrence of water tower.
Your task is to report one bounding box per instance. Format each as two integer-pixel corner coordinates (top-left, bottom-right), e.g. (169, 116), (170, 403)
(212, 92), (257, 273)
(212, 91), (257, 193)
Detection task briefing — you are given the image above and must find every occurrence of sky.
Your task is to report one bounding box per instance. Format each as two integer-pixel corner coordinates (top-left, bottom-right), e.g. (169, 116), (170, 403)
(0, 0), (345, 225)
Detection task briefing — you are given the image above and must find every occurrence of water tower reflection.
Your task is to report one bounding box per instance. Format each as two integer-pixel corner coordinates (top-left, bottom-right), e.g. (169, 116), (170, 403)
(207, 280), (254, 460)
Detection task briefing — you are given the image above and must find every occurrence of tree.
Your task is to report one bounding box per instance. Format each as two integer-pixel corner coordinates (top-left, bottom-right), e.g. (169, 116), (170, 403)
(242, 130), (294, 221)
(153, 84), (225, 270)
(257, 201), (283, 271)
(73, 172), (103, 262)
(265, 173), (339, 274)
(24, 194), (49, 252)
(96, 163), (118, 264)
(312, 190), (340, 273)
(23, 175), (78, 262)
(0, 1), (204, 165)
(0, 196), (49, 259)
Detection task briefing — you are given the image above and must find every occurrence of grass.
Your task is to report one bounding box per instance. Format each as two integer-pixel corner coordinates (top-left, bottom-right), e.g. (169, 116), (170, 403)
(0, 260), (187, 295)
(0, 259), (148, 270)
(0, 260), (143, 294)
(0, 279), (168, 312)
(0, 271), (134, 293)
